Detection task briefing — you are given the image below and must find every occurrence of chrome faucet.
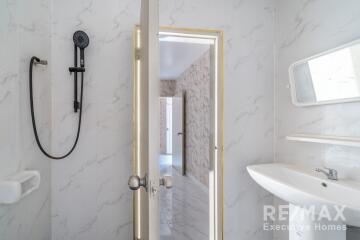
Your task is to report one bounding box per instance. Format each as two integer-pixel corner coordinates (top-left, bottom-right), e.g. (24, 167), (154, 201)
(315, 167), (338, 181)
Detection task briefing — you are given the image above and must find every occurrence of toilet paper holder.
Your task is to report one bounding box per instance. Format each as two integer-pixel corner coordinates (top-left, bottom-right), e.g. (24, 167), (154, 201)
(0, 171), (41, 204)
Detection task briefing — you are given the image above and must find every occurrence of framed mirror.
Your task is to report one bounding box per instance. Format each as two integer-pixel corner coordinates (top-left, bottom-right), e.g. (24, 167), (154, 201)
(289, 39), (360, 106)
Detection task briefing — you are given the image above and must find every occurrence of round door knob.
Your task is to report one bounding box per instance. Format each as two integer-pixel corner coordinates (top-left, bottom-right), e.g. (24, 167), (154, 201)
(160, 175), (173, 189)
(128, 175), (147, 190)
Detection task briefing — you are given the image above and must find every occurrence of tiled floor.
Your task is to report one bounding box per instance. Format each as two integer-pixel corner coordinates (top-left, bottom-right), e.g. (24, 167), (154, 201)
(159, 155), (209, 240)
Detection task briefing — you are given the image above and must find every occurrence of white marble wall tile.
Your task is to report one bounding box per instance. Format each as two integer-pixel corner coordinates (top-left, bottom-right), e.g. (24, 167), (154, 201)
(51, 1), (275, 240)
(159, 0), (276, 239)
(276, 0), (360, 183)
(276, 0), (360, 239)
(0, 0), (20, 181)
(3, 1), (359, 239)
(50, 0), (137, 239)
(0, 0), (51, 239)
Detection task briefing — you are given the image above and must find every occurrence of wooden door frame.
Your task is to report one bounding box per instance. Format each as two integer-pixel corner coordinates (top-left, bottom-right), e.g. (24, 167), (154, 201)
(132, 26), (224, 240)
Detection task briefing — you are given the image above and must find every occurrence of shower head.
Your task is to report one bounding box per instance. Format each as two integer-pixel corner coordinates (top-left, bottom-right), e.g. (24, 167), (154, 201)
(73, 30), (89, 49)
(73, 30), (89, 67)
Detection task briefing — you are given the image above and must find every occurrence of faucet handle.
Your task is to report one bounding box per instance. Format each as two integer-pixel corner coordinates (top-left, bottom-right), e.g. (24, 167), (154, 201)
(315, 167), (328, 172)
(317, 166), (335, 171)
(315, 167), (338, 180)
(323, 167), (337, 174)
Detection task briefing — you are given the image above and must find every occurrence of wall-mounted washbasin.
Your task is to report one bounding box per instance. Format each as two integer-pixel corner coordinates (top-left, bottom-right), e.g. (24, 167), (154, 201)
(247, 163), (360, 227)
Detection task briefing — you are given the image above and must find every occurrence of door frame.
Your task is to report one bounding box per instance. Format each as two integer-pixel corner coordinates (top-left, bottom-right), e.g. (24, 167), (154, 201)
(132, 26), (224, 240)
(171, 94), (185, 175)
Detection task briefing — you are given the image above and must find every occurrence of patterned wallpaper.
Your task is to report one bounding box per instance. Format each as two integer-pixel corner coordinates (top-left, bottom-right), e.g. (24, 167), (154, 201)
(160, 80), (176, 97)
(175, 50), (211, 187)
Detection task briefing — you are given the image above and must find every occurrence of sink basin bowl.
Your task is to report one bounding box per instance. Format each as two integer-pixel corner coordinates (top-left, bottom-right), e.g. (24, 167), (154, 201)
(247, 163), (360, 227)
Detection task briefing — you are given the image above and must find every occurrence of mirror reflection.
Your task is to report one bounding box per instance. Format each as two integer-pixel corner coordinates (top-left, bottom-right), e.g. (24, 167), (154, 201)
(159, 36), (212, 240)
(289, 40), (360, 106)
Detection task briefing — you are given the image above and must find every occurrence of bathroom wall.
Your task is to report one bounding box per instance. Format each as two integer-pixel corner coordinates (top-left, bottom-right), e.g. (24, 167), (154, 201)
(160, 0), (275, 239)
(7, 0), (360, 239)
(0, 0), (52, 239)
(174, 50), (211, 187)
(275, 0), (360, 239)
(3, 1), (359, 239)
(276, 0), (360, 175)
(50, 0), (138, 239)
(49, 0), (275, 240)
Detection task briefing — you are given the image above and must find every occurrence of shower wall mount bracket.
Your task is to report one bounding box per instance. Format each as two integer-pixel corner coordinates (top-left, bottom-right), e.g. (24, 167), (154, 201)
(69, 67), (85, 73)
(69, 66), (85, 112)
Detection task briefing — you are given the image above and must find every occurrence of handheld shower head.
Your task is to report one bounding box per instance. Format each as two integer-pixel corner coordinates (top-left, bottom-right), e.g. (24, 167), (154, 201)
(73, 30), (89, 67)
(73, 30), (89, 49)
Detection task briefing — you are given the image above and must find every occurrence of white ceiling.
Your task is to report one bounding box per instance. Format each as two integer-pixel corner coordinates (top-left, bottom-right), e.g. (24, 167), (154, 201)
(159, 40), (210, 80)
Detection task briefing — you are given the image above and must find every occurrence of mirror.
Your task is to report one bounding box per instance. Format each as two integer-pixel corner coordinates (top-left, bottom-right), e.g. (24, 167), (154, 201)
(289, 39), (360, 106)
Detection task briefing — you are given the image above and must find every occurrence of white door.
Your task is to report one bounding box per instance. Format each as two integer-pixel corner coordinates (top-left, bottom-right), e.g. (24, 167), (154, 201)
(129, 0), (160, 239)
(172, 95), (185, 175)
(165, 98), (172, 154)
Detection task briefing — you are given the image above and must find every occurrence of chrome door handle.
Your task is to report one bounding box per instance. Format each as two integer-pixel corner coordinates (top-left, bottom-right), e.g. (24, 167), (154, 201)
(159, 175), (172, 189)
(128, 175), (147, 190)
(177, 132), (183, 136)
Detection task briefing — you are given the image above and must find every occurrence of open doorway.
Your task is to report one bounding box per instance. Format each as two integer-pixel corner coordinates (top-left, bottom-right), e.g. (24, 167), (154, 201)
(131, 25), (223, 240)
(159, 32), (212, 240)
(160, 97), (173, 156)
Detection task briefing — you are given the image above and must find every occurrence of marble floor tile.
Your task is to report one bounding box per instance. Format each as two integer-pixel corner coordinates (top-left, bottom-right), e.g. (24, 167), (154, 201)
(159, 155), (209, 240)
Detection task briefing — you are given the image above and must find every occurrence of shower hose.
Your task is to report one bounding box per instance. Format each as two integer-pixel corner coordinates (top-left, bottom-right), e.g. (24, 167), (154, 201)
(29, 56), (83, 159)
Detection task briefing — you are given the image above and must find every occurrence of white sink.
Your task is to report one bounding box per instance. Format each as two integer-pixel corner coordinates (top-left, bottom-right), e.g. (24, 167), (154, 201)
(247, 163), (360, 227)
